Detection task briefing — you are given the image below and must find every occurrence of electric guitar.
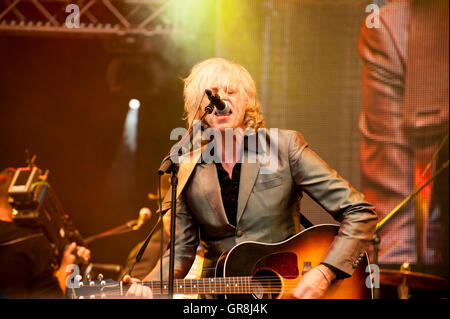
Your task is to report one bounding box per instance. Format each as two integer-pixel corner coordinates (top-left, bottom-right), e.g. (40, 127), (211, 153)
(70, 224), (374, 299)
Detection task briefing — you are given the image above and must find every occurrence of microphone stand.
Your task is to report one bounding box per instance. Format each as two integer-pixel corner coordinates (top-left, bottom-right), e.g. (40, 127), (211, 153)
(167, 166), (178, 299)
(84, 219), (141, 244)
(158, 102), (214, 299)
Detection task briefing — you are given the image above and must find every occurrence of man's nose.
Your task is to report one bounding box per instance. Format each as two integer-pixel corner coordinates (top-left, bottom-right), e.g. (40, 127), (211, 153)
(215, 88), (224, 97)
(217, 89), (229, 100)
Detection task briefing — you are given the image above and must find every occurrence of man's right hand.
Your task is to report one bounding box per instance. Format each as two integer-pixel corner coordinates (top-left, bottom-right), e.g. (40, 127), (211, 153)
(122, 275), (153, 299)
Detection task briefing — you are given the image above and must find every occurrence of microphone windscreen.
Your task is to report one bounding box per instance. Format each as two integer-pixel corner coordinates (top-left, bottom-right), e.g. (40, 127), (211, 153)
(139, 207), (151, 220)
(216, 101), (231, 115)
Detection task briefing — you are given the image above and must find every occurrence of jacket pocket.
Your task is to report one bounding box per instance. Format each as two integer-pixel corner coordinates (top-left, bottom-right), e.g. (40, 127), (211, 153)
(253, 176), (283, 191)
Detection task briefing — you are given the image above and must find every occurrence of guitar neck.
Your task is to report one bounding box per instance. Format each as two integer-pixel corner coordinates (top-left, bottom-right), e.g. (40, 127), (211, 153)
(78, 276), (258, 298)
(140, 276), (255, 296)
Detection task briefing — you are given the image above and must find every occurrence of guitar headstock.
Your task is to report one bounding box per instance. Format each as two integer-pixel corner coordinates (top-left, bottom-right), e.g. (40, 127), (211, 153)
(67, 279), (121, 299)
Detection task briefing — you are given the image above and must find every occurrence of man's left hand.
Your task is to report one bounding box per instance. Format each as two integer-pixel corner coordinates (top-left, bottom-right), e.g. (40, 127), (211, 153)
(292, 264), (336, 299)
(56, 242), (91, 293)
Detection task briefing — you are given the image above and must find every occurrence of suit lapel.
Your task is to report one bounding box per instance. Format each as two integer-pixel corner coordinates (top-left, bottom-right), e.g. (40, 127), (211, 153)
(196, 163), (230, 226)
(175, 159), (197, 199)
(236, 157), (260, 225)
(160, 145), (204, 211)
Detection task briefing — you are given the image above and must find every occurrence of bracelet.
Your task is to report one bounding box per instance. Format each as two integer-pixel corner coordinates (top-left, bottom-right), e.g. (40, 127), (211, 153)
(316, 266), (331, 285)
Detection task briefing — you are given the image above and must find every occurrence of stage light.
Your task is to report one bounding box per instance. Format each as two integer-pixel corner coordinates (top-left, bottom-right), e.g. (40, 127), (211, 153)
(124, 101), (139, 152)
(129, 98), (140, 110)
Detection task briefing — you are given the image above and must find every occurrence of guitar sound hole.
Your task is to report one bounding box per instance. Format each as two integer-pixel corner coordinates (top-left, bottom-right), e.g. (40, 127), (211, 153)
(251, 269), (282, 299)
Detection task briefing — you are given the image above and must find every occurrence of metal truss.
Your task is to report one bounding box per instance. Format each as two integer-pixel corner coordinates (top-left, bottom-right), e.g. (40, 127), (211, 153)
(0, 0), (175, 38)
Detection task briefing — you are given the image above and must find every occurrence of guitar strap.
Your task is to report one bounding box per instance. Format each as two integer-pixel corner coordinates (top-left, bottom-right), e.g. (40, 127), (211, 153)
(299, 213), (314, 229)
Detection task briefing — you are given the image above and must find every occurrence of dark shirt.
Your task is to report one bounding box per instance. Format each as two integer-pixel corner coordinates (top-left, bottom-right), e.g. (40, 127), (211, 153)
(215, 163), (241, 226)
(0, 220), (63, 298)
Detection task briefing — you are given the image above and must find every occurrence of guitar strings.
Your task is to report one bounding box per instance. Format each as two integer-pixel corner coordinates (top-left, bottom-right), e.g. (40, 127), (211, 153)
(84, 276), (296, 287)
(76, 276), (301, 297)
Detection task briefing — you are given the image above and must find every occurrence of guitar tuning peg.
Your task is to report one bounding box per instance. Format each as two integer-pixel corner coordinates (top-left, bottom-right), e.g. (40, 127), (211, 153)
(75, 274), (82, 282)
(100, 280), (106, 286)
(89, 281), (95, 286)
(86, 274), (91, 281)
(97, 273), (104, 281)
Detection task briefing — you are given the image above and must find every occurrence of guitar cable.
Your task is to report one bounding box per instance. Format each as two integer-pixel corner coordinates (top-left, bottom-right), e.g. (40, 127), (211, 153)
(159, 173), (164, 291)
(120, 187), (163, 281)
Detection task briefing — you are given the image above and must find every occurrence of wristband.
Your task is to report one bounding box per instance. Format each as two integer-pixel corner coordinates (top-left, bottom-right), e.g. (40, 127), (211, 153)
(316, 266), (331, 285)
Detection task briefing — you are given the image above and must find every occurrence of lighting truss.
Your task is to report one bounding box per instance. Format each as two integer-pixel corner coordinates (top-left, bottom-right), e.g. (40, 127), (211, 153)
(0, 0), (175, 38)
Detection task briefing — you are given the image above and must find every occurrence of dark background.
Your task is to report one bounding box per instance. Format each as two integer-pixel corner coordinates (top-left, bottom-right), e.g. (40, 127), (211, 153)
(0, 35), (188, 266)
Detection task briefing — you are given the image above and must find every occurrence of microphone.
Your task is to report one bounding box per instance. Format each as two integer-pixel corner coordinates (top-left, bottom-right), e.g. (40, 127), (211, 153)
(205, 89), (231, 115)
(132, 207), (152, 230)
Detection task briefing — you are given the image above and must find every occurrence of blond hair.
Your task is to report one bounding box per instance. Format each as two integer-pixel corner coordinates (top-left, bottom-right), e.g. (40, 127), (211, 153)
(183, 58), (265, 129)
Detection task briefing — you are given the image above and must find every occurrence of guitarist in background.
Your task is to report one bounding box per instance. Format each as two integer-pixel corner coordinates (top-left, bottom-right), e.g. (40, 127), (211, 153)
(125, 57), (378, 299)
(0, 168), (91, 298)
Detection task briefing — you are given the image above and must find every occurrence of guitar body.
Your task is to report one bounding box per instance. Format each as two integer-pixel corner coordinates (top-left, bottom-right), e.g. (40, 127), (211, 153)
(215, 224), (373, 299)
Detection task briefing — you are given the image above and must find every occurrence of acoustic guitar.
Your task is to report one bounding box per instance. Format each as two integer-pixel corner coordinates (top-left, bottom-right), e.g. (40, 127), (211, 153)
(70, 224), (373, 299)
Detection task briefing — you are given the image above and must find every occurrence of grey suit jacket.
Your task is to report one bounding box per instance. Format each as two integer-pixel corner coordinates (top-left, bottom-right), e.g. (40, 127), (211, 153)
(151, 129), (377, 280)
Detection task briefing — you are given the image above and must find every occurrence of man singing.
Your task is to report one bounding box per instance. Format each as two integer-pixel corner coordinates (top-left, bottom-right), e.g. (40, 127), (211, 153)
(126, 57), (378, 299)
